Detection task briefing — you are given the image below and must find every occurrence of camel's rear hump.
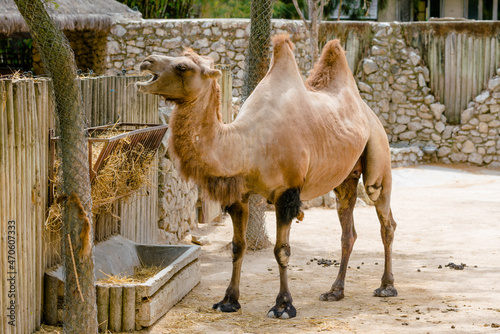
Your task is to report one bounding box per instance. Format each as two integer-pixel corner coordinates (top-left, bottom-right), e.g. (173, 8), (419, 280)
(306, 39), (357, 93)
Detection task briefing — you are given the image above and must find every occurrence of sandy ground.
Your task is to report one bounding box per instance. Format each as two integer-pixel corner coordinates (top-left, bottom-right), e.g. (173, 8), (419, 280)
(144, 164), (500, 334)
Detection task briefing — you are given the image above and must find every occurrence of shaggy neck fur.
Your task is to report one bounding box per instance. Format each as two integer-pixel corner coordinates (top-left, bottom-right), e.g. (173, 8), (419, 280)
(169, 80), (244, 205)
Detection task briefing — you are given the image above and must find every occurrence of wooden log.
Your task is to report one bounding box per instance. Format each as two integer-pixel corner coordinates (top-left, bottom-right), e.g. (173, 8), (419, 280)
(122, 285), (136, 332)
(455, 34), (462, 123)
(467, 36), (474, 106)
(491, 37), (496, 79)
(109, 285), (123, 332)
(461, 34), (468, 112)
(449, 33), (457, 122)
(97, 285), (110, 333)
(473, 38), (479, 97)
(485, 37), (491, 88)
(44, 274), (59, 326)
(439, 36), (445, 103)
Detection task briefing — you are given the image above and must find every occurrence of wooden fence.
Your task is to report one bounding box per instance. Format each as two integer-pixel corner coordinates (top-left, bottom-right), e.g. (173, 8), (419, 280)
(0, 76), (158, 334)
(0, 78), (51, 334)
(322, 21), (500, 124)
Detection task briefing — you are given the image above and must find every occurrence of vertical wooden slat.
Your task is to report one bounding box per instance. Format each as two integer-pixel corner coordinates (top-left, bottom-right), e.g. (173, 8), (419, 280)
(0, 80), (7, 334)
(467, 36), (474, 106)
(14, 81), (25, 334)
(455, 34), (462, 123)
(485, 37), (491, 89)
(27, 80), (36, 332)
(461, 34), (468, 112)
(490, 37), (496, 80)
(473, 38), (479, 98)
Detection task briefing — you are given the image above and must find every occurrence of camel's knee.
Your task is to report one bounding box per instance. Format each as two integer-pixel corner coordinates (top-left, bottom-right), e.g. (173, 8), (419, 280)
(274, 243), (291, 268)
(365, 184), (382, 202)
(232, 240), (246, 261)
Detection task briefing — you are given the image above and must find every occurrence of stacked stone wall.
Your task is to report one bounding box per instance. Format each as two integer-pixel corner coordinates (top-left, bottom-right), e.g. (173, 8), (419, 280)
(105, 19), (311, 98)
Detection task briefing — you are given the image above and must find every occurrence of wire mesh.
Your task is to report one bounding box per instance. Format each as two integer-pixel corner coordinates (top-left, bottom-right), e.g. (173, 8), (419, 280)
(13, 0), (98, 333)
(243, 0), (274, 250)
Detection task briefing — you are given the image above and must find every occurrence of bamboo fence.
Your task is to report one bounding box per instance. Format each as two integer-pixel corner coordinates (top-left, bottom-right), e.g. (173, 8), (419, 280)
(0, 75), (158, 334)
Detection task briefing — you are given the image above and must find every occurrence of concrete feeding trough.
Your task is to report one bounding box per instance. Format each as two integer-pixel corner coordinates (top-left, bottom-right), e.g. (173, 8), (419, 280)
(44, 235), (200, 332)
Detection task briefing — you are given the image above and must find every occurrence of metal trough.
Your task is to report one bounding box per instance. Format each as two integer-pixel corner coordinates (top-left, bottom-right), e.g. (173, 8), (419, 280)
(43, 236), (201, 332)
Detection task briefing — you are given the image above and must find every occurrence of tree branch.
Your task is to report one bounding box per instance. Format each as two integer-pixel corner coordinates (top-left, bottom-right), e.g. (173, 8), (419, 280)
(292, 0), (310, 29)
(318, 0), (329, 21)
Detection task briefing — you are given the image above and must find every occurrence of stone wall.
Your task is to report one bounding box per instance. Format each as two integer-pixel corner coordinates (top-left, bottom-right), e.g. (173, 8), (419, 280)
(105, 19), (310, 98)
(157, 108), (199, 243)
(356, 22), (500, 168)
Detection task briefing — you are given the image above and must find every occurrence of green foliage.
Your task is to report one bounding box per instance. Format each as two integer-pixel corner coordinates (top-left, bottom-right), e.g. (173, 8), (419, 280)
(273, 0), (306, 19)
(117, 0), (194, 19)
(194, 0), (251, 18)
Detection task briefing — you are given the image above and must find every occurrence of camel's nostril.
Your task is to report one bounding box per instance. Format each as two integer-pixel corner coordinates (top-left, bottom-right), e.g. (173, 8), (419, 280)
(140, 60), (152, 71)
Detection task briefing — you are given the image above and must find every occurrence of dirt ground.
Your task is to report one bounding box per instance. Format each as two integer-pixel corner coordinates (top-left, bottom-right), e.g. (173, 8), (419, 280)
(145, 164), (500, 334)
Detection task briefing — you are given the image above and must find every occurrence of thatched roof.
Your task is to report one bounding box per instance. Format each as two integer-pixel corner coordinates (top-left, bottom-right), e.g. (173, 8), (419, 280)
(0, 0), (142, 36)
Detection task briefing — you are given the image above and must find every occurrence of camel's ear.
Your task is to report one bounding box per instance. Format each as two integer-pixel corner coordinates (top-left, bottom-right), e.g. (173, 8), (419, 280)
(203, 68), (221, 79)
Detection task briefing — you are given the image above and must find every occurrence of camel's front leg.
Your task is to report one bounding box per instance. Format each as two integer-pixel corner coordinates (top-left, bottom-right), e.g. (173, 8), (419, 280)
(267, 188), (301, 319)
(213, 199), (249, 312)
(320, 176), (359, 301)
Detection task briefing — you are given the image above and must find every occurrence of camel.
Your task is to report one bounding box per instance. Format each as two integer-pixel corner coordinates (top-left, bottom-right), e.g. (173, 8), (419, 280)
(137, 34), (398, 319)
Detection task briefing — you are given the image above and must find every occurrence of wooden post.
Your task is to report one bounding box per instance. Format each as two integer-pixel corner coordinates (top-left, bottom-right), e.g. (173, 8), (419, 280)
(122, 285), (136, 332)
(96, 285), (110, 333)
(43, 274), (59, 326)
(109, 286), (123, 332)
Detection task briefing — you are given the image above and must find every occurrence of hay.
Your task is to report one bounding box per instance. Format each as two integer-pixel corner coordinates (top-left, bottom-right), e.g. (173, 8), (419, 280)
(97, 265), (163, 284)
(90, 135), (156, 216)
(45, 160), (63, 233)
(45, 124), (157, 230)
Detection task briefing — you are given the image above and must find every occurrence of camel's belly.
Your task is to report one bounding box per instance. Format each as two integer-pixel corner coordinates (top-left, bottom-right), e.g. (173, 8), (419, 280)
(300, 147), (364, 201)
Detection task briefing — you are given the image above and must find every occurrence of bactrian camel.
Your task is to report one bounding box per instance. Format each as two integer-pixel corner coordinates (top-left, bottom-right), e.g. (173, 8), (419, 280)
(137, 34), (398, 319)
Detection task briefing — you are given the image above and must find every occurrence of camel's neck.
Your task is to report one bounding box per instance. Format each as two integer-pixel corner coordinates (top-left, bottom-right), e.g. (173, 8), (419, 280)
(169, 81), (226, 178)
(169, 81), (246, 204)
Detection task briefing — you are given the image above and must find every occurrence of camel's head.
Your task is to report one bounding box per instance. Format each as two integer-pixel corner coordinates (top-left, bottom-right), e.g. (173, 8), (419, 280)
(137, 50), (221, 102)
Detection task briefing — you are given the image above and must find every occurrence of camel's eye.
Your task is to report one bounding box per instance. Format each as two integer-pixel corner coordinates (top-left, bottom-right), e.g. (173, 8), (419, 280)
(176, 63), (188, 72)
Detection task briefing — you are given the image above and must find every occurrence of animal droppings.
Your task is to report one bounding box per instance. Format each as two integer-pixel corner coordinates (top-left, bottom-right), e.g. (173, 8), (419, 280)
(310, 258), (337, 267)
(444, 262), (466, 270)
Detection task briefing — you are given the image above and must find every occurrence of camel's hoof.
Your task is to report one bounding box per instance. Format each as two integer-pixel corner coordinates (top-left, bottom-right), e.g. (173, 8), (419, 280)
(319, 290), (344, 301)
(373, 286), (398, 297)
(266, 303), (296, 319)
(212, 301), (241, 313)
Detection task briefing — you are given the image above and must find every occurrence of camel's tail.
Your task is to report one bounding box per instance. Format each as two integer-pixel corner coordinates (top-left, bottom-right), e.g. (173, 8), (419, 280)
(305, 39), (355, 92)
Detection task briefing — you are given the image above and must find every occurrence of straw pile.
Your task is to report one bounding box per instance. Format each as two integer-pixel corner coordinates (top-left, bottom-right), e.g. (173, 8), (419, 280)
(45, 160), (63, 232)
(45, 125), (157, 231)
(97, 265), (163, 284)
(90, 130), (156, 216)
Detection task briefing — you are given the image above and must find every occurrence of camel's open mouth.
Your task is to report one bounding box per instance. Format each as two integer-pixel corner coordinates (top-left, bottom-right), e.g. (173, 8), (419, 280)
(137, 70), (159, 87)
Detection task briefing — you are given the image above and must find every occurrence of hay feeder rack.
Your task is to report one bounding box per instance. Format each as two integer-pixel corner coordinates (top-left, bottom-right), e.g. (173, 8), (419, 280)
(48, 122), (168, 204)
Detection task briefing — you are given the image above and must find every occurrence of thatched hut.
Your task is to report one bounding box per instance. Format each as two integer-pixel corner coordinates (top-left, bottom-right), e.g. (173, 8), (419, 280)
(0, 0), (141, 75)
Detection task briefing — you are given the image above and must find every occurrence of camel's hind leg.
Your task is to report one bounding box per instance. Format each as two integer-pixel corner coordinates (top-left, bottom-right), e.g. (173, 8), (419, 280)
(319, 165), (360, 301)
(362, 140), (398, 297)
(213, 197), (249, 312)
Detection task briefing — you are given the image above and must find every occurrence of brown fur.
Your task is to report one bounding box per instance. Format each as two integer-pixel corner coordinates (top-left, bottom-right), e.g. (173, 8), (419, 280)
(306, 39), (354, 92)
(168, 80), (244, 205)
